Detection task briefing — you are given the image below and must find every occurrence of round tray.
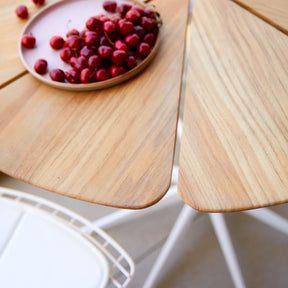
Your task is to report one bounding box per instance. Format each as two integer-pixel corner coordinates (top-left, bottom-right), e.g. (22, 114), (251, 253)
(19, 0), (160, 91)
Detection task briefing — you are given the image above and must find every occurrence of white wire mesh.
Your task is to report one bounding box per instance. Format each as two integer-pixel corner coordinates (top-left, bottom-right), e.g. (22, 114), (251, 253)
(0, 187), (135, 288)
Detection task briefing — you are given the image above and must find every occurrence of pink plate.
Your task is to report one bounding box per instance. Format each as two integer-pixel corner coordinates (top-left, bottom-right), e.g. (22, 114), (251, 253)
(19, 0), (160, 91)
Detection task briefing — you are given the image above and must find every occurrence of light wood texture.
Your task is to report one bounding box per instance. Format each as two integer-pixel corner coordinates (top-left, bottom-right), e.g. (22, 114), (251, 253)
(232, 0), (288, 35)
(178, 0), (288, 212)
(0, 0), (189, 209)
(0, 0), (58, 88)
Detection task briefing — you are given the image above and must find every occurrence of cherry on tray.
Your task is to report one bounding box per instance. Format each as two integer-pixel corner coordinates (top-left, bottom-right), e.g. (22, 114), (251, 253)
(19, 0), (162, 91)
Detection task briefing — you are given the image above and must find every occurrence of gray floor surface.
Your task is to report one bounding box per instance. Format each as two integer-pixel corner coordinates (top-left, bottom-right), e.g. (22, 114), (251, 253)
(0, 172), (287, 288)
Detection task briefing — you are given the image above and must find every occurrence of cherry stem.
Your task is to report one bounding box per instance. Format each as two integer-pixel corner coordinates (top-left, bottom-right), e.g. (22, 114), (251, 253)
(155, 12), (163, 26)
(104, 31), (115, 45)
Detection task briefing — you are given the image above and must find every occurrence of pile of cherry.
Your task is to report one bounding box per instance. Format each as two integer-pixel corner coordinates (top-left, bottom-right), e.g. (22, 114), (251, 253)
(20, 0), (161, 84)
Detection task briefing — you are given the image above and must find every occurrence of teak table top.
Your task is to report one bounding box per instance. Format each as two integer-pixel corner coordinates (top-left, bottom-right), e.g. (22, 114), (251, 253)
(3, 0), (288, 212)
(178, 0), (288, 212)
(0, 0), (189, 209)
(232, 0), (288, 35)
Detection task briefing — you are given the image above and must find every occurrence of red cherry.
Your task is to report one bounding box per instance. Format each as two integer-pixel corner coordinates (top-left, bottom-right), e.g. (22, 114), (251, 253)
(80, 46), (95, 58)
(66, 29), (80, 38)
(44, 3), (161, 85)
(103, 21), (117, 34)
(80, 29), (89, 38)
(49, 69), (65, 82)
(125, 33), (140, 48)
(99, 35), (110, 46)
(98, 45), (113, 59)
(118, 19), (134, 35)
(110, 14), (121, 25)
(70, 56), (88, 71)
(21, 34), (36, 48)
(132, 5), (145, 16)
(60, 48), (74, 63)
(49, 35), (64, 50)
(85, 31), (100, 46)
(114, 40), (129, 53)
(110, 65), (126, 77)
(96, 68), (110, 81)
(32, 0), (45, 5)
(88, 55), (102, 69)
(34, 59), (47, 75)
(137, 42), (151, 59)
(67, 36), (83, 50)
(16, 5), (29, 19)
(66, 69), (80, 83)
(119, 66), (126, 75)
(134, 25), (145, 38)
(103, 1), (117, 13)
(80, 68), (95, 83)
(141, 16), (155, 32)
(125, 9), (141, 24)
(86, 16), (102, 30)
(111, 50), (127, 66)
(117, 3), (132, 17)
(99, 14), (110, 24)
(126, 55), (137, 70)
(144, 8), (156, 18)
(143, 33), (156, 46)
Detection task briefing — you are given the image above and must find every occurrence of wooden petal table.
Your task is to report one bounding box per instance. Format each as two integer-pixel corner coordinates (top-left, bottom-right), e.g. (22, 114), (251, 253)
(232, 0), (288, 35)
(178, 0), (288, 212)
(0, 0), (189, 209)
(142, 1), (288, 287)
(2, 0), (288, 287)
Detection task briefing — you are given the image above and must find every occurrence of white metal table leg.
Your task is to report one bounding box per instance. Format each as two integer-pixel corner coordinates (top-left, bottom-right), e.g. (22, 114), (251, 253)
(209, 213), (246, 288)
(244, 208), (288, 236)
(143, 205), (199, 288)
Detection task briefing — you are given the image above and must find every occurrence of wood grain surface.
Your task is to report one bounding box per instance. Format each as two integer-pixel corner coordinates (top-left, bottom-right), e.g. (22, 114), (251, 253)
(0, 0), (189, 209)
(178, 0), (288, 212)
(232, 0), (288, 35)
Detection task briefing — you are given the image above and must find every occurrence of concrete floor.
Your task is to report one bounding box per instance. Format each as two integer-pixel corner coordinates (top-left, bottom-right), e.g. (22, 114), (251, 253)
(0, 172), (287, 288)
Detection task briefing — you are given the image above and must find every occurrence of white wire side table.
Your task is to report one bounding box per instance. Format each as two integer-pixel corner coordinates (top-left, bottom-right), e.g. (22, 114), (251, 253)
(0, 187), (135, 288)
